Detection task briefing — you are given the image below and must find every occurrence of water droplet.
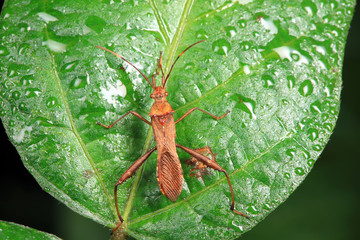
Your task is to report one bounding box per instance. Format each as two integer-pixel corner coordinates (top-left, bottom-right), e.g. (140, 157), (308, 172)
(238, 20), (246, 28)
(212, 39), (231, 56)
(243, 65), (250, 75)
(0, 88), (7, 98)
(252, 31), (260, 38)
(12, 91), (21, 100)
(224, 26), (237, 38)
(286, 149), (296, 158)
(308, 128), (318, 141)
(100, 80), (127, 106)
(239, 41), (251, 50)
(294, 167), (305, 176)
(8, 120), (15, 127)
(0, 45), (9, 56)
(17, 22), (29, 32)
(312, 144), (322, 151)
(259, 17), (278, 34)
(273, 46), (309, 65)
(310, 101), (322, 114)
(44, 39), (67, 53)
(232, 221), (244, 232)
(301, 0), (318, 16)
(262, 74), (274, 88)
(37, 12), (58, 23)
(282, 99), (289, 105)
(18, 43), (31, 55)
(21, 75), (34, 86)
(126, 33), (136, 40)
(204, 55), (213, 63)
(323, 123), (332, 131)
(246, 205), (259, 214)
(307, 159), (315, 167)
(46, 97), (57, 108)
(298, 80), (314, 97)
(7, 64), (19, 77)
(13, 126), (33, 143)
(302, 150), (311, 159)
(284, 172), (291, 179)
(70, 76), (88, 89)
(287, 76), (295, 89)
(195, 29), (208, 39)
(243, 102), (256, 120)
(263, 202), (272, 210)
(18, 102), (28, 112)
(25, 88), (41, 97)
(61, 61), (79, 72)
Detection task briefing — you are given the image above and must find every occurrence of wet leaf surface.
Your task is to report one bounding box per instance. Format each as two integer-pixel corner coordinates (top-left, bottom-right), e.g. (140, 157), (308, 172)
(0, 0), (355, 239)
(0, 221), (60, 240)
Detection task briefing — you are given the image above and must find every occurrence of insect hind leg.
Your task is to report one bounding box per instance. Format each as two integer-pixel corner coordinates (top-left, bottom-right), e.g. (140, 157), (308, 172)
(176, 144), (250, 219)
(112, 147), (157, 233)
(186, 146), (217, 179)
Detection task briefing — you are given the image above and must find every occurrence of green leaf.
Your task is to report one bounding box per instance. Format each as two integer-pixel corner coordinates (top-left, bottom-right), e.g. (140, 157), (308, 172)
(0, 221), (61, 240)
(0, 0), (355, 239)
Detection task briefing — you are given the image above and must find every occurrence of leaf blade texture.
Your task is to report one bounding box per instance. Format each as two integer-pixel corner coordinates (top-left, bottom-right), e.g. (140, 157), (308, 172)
(0, 0), (356, 239)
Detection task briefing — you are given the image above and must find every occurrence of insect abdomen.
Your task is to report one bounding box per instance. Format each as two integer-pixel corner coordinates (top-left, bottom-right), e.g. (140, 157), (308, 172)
(157, 151), (183, 202)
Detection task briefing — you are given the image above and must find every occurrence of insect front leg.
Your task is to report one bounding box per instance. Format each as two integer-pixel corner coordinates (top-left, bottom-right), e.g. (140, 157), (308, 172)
(96, 111), (151, 129)
(112, 147), (157, 233)
(175, 108), (230, 124)
(176, 144), (250, 219)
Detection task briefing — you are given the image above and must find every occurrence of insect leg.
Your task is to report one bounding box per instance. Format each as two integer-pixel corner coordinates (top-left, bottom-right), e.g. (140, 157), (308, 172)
(186, 146), (217, 179)
(175, 108), (230, 124)
(176, 144), (250, 219)
(97, 111), (151, 128)
(113, 147), (157, 233)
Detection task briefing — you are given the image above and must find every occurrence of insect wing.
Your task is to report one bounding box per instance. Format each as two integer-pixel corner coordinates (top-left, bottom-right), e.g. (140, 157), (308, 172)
(156, 149), (183, 202)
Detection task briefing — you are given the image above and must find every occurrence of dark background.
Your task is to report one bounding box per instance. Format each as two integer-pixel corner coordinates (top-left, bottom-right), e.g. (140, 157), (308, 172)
(0, 2), (359, 240)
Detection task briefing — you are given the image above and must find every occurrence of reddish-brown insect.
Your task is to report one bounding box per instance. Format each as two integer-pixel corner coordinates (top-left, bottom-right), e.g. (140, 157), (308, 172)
(95, 40), (249, 232)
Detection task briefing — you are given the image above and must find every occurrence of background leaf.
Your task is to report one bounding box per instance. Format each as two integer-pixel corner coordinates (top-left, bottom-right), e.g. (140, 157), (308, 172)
(0, 0), (356, 239)
(0, 221), (61, 240)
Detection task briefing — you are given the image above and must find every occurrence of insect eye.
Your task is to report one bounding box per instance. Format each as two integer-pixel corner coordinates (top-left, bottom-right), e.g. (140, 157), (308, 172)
(165, 92), (168, 96)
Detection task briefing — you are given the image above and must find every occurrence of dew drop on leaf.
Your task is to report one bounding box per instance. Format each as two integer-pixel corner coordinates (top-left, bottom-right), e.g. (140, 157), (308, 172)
(262, 74), (275, 88)
(46, 97), (57, 108)
(212, 39), (231, 56)
(294, 167), (305, 176)
(308, 128), (319, 141)
(312, 144), (322, 151)
(286, 149), (296, 158)
(0, 45), (9, 56)
(307, 159), (315, 167)
(298, 80), (314, 97)
(224, 26), (237, 38)
(12, 91), (21, 100)
(301, 0), (318, 16)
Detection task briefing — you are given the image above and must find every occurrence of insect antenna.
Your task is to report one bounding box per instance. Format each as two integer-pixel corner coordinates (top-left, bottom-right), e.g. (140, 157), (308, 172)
(158, 52), (166, 87)
(95, 45), (154, 89)
(163, 39), (206, 87)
